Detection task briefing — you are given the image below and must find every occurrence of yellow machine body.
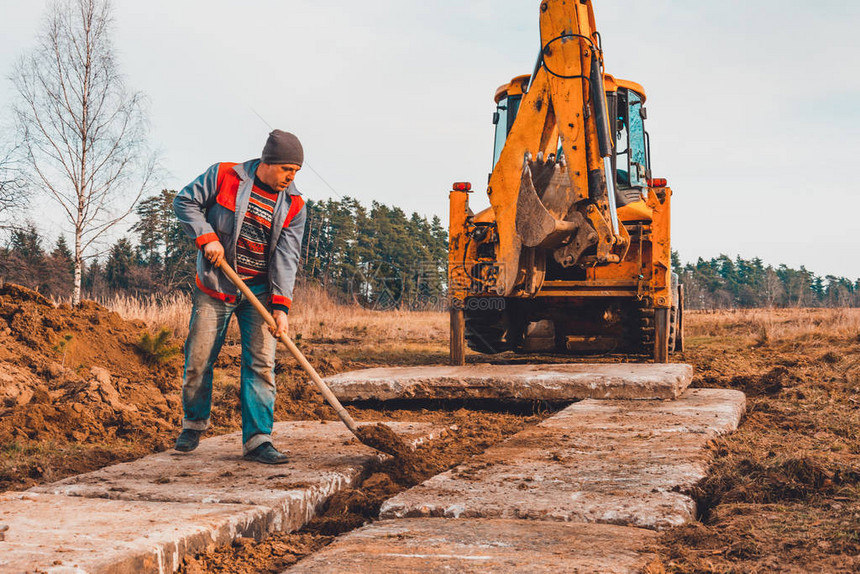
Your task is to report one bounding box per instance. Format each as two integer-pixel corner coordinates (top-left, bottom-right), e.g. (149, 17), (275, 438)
(449, 0), (681, 362)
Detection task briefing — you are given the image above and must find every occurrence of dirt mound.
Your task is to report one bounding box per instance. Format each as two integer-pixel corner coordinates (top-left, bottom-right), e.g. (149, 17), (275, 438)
(697, 366), (789, 397)
(0, 283), (182, 489)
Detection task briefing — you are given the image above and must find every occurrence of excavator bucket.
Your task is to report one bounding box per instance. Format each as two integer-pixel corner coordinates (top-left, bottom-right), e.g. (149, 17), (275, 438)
(515, 154), (597, 264)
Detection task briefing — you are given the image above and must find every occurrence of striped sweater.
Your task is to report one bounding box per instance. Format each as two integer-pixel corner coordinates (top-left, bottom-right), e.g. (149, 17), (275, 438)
(236, 177), (278, 283)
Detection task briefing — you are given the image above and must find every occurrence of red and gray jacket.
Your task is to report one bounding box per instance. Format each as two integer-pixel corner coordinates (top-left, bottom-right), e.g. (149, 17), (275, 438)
(174, 159), (306, 313)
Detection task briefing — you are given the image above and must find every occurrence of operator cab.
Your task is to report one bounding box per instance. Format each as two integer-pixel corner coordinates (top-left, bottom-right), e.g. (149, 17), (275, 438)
(491, 74), (655, 222)
(492, 75), (531, 169)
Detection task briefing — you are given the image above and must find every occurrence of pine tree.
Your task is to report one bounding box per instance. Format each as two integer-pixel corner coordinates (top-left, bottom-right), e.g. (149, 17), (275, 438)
(105, 237), (138, 291)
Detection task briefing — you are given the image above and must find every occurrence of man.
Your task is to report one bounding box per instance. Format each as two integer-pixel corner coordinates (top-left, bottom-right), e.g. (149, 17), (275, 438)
(172, 130), (306, 464)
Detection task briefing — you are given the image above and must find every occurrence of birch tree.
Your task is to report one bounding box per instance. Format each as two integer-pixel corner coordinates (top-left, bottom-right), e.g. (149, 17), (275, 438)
(0, 146), (25, 226)
(12, 0), (153, 304)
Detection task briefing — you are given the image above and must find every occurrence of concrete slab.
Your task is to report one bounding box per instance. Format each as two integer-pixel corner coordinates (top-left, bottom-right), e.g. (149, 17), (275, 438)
(325, 363), (693, 402)
(33, 421), (446, 534)
(380, 389), (745, 530)
(0, 492), (268, 574)
(285, 518), (658, 574)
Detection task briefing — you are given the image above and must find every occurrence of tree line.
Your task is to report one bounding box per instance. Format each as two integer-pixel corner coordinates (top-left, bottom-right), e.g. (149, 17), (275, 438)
(0, 191), (449, 309)
(2, 192), (858, 311)
(674, 253), (860, 310)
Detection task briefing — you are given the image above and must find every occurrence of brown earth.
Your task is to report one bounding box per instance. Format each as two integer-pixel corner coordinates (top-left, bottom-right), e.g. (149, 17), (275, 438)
(0, 283), (183, 489)
(649, 309), (860, 573)
(180, 408), (541, 573)
(3, 284), (858, 573)
(189, 308), (860, 574)
(0, 282), (548, 574)
(0, 283), (439, 491)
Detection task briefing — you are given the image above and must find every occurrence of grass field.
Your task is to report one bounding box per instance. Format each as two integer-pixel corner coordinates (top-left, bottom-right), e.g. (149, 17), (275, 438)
(103, 283), (447, 346)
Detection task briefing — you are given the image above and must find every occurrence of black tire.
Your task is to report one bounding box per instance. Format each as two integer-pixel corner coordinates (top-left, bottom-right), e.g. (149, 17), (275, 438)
(464, 306), (508, 354)
(623, 297), (655, 355)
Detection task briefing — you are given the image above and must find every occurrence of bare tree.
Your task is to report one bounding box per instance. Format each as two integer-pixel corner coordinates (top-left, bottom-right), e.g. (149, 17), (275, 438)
(762, 267), (784, 308)
(0, 145), (25, 227)
(12, 0), (153, 304)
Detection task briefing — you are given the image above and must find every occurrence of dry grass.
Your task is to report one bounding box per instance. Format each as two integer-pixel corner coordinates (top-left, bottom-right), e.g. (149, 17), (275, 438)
(101, 283), (447, 345)
(102, 292), (192, 334)
(686, 307), (860, 344)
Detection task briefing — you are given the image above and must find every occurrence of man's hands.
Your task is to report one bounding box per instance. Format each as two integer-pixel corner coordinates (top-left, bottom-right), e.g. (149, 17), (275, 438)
(270, 310), (289, 339)
(203, 240), (225, 267)
(203, 239), (287, 338)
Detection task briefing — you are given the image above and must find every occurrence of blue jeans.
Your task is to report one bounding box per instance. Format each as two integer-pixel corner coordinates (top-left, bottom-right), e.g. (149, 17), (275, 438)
(181, 284), (278, 454)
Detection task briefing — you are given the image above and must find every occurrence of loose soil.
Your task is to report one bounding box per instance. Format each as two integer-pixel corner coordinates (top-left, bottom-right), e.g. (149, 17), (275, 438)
(0, 283), (549, 573)
(0, 283), (452, 491)
(649, 309), (860, 573)
(0, 284), (182, 489)
(179, 408), (543, 573)
(353, 423), (425, 483)
(4, 285), (858, 573)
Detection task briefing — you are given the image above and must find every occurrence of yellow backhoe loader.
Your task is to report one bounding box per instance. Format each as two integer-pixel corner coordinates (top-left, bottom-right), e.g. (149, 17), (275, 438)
(449, 0), (682, 363)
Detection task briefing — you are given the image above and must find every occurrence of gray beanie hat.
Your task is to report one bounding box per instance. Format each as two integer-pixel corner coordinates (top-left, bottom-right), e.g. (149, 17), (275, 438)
(261, 130), (303, 166)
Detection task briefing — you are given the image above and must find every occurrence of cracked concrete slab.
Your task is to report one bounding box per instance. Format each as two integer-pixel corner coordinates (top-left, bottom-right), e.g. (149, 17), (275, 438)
(0, 492), (267, 574)
(285, 518), (658, 574)
(380, 389), (745, 530)
(324, 363), (693, 402)
(10, 421), (444, 572)
(33, 421), (446, 534)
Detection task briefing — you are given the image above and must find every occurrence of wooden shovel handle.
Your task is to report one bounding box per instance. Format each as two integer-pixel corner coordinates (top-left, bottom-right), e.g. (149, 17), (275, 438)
(216, 261), (360, 434)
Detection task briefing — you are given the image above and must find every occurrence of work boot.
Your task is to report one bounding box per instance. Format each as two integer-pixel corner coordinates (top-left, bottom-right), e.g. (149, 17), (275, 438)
(243, 442), (289, 465)
(174, 429), (202, 452)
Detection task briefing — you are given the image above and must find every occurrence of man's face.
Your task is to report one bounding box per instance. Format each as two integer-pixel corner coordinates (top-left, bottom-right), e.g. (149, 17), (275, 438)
(257, 163), (301, 192)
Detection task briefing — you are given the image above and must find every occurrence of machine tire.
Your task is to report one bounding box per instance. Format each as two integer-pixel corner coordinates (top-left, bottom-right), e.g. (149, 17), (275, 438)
(464, 305), (508, 354)
(624, 297), (655, 355)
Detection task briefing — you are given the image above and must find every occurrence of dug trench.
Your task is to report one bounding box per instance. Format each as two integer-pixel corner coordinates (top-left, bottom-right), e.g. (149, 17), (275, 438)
(179, 401), (552, 573)
(190, 310), (860, 573)
(0, 283), (554, 571)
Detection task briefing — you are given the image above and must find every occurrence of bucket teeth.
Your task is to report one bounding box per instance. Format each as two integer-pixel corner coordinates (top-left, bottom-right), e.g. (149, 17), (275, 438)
(516, 155), (598, 263)
(525, 155), (576, 219)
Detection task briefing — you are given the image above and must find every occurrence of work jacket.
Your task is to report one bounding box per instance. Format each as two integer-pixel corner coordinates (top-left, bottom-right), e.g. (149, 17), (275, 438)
(174, 159), (306, 311)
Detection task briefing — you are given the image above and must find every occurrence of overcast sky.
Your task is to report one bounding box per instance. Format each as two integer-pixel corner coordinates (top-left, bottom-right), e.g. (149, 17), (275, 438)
(1, 0), (858, 278)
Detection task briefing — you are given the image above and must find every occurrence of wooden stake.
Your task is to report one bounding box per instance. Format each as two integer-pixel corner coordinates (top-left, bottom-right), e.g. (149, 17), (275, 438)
(654, 307), (669, 363)
(450, 306), (466, 366)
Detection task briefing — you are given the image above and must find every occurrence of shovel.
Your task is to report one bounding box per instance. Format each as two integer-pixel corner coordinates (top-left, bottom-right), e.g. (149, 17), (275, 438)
(216, 260), (413, 460)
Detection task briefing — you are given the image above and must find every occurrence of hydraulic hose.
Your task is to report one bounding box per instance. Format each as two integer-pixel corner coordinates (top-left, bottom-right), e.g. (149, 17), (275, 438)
(590, 52), (612, 157)
(589, 51), (619, 235)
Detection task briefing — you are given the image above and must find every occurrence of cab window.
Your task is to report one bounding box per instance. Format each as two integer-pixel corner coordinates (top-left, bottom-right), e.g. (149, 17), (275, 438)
(492, 94), (522, 168)
(615, 89), (647, 188)
(614, 91), (630, 186)
(627, 91), (647, 187)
